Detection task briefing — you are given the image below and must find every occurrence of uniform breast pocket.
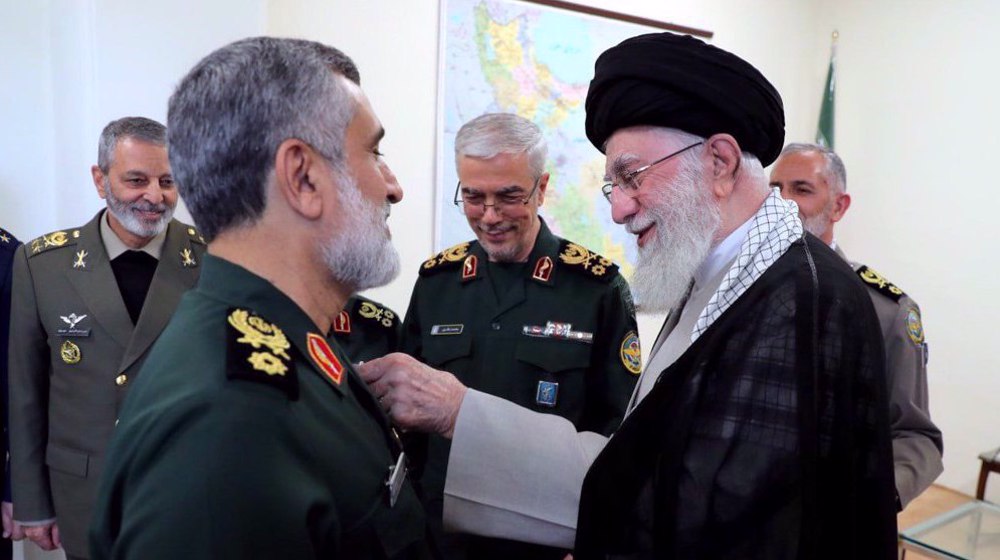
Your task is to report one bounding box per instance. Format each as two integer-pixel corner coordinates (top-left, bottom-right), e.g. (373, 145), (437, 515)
(420, 335), (473, 368)
(515, 337), (592, 375)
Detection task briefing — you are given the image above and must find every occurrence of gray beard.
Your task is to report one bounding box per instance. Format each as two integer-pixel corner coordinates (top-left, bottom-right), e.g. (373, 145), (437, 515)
(801, 207), (831, 240)
(321, 173), (400, 292)
(105, 184), (173, 239)
(629, 164), (720, 313)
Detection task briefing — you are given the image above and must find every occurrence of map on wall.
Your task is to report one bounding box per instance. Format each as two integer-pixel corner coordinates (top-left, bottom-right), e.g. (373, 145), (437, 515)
(436, 0), (678, 277)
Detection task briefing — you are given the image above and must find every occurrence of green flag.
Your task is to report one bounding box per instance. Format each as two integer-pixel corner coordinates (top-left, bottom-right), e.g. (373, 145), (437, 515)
(816, 32), (837, 148)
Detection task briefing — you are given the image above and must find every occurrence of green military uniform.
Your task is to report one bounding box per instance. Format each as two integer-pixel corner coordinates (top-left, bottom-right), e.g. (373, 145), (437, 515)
(331, 295), (402, 363)
(8, 211), (205, 559)
(90, 255), (430, 559)
(402, 219), (639, 560)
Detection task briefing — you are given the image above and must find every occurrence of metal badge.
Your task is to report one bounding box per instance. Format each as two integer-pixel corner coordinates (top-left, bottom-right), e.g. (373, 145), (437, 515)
(536, 381), (559, 407)
(60, 340), (81, 364)
(522, 321), (593, 343)
(431, 324), (463, 336)
(73, 250), (88, 269)
(386, 451), (408, 507)
(180, 248), (197, 268)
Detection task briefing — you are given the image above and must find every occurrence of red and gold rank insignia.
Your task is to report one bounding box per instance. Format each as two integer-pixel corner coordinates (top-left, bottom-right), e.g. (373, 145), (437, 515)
(307, 333), (344, 386)
(462, 254), (478, 280)
(620, 331), (642, 375)
(532, 256), (553, 282)
(333, 310), (351, 333)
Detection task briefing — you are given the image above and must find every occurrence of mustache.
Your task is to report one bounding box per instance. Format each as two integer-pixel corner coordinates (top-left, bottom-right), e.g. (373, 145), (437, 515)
(129, 200), (169, 213)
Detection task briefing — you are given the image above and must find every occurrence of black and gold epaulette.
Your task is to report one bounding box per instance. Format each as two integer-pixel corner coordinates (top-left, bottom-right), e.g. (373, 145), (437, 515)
(183, 225), (207, 245)
(27, 229), (78, 257)
(557, 240), (619, 283)
(0, 227), (16, 246)
(419, 242), (471, 276)
(856, 265), (906, 302)
(354, 298), (400, 329)
(226, 308), (298, 398)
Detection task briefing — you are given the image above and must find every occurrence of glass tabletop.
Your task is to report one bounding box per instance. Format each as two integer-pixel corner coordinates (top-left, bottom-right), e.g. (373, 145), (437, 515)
(900, 501), (1000, 559)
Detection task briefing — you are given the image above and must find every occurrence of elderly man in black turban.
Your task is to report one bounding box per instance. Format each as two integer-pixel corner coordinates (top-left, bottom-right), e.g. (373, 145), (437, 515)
(360, 33), (896, 560)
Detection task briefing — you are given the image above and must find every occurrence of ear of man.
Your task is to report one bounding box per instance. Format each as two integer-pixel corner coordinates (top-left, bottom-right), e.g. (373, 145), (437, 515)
(705, 133), (741, 199)
(91, 165), (108, 199)
(830, 192), (852, 223)
(273, 138), (328, 221)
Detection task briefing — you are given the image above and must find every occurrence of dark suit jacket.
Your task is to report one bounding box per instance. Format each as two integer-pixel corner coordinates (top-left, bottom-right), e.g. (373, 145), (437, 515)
(8, 211), (205, 557)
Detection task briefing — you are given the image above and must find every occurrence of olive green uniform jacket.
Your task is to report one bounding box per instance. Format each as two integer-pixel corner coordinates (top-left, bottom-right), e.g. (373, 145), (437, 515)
(402, 219), (639, 559)
(836, 246), (943, 508)
(331, 295), (402, 363)
(8, 212), (204, 558)
(90, 255), (430, 559)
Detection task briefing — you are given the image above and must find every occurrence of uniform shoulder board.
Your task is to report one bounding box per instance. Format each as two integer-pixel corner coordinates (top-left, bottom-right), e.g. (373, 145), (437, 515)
(184, 225), (207, 245)
(0, 226), (17, 246)
(557, 240), (619, 283)
(354, 297), (400, 329)
(27, 230), (77, 257)
(419, 242), (471, 276)
(856, 265), (906, 302)
(225, 307), (298, 398)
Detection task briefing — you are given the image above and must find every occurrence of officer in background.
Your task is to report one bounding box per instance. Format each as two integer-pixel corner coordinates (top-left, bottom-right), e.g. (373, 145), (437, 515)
(332, 295), (402, 363)
(769, 142), (943, 509)
(402, 113), (639, 560)
(90, 37), (430, 559)
(8, 117), (205, 560)
(0, 226), (20, 560)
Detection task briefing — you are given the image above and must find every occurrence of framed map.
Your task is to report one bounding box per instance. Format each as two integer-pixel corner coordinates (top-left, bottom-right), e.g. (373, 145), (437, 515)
(435, 0), (710, 277)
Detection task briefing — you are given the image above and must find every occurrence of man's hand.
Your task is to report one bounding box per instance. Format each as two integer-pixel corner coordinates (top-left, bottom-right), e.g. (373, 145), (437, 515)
(357, 353), (467, 438)
(1, 502), (25, 541)
(24, 521), (59, 551)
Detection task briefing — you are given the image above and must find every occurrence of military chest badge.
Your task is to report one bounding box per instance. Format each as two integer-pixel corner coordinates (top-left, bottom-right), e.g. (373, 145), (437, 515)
(60, 340), (81, 364)
(905, 307), (925, 345)
(620, 331), (642, 375)
(306, 333), (344, 386)
(536, 380), (559, 407)
(522, 321), (593, 343)
(57, 312), (90, 337)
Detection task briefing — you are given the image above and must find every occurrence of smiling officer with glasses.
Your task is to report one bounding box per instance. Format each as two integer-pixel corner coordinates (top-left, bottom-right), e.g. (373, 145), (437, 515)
(398, 112), (640, 560)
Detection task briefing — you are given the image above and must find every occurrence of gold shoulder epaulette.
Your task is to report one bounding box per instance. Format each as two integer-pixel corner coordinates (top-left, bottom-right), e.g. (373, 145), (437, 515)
(856, 265), (906, 302)
(184, 225), (206, 245)
(419, 242), (471, 276)
(28, 230), (77, 257)
(557, 240), (618, 283)
(225, 307), (297, 398)
(356, 299), (399, 329)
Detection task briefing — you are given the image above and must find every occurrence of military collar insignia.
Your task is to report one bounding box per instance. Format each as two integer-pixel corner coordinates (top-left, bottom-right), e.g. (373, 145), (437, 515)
(620, 331), (642, 375)
(419, 242), (470, 276)
(557, 240), (618, 283)
(856, 265), (906, 302)
(28, 230), (73, 256)
(60, 340), (82, 364)
(461, 255), (478, 281)
(306, 333), (344, 386)
(180, 248), (197, 268)
(532, 256), (553, 283)
(73, 250), (88, 269)
(333, 310), (351, 333)
(358, 301), (398, 328)
(226, 308), (297, 398)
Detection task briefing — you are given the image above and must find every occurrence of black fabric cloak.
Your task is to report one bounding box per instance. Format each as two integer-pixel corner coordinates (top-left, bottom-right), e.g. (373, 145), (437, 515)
(575, 235), (897, 560)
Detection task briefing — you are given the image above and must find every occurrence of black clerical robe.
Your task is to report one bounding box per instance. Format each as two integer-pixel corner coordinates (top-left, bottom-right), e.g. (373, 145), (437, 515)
(576, 235), (897, 560)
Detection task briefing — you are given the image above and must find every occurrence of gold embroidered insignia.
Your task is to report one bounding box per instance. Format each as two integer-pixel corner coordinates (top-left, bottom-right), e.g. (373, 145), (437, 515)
(30, 231), (69, 254)
(359, 301), (396, 328)
(0, 233), (9, 244)
(905, 307), (925, 345)
(856, 265), (905, 302)
(422, 242), (470, 270)
(247, 351), (288, 376)
(73, 250), (88, 269)
(619, 331), (642, 375)
(228, 309), (292, 360)
(60, 340), (82, 364)
(180, 248), (197, 268)
(559, 242), (612, 277)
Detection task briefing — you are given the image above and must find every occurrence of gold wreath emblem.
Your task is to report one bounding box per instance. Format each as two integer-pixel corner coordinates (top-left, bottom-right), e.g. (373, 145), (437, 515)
(248, 351), (288, 376)
(228, 309), (291, 360)
(559, 243), (609, 276)
(31, 231), (69, 254)
(60, 340), (81, 364)
(859, 267), (903, 296)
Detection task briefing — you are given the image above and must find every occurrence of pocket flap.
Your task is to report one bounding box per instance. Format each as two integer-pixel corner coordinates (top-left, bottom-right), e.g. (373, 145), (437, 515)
(45, 444), (89, 477)
(421, 335), (473, 366)
(516, 337), (592, 373)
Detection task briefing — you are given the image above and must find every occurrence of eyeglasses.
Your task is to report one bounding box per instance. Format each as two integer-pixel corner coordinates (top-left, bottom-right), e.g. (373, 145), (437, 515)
(453, 177), (541, 217)
(601, 142), (703, 202)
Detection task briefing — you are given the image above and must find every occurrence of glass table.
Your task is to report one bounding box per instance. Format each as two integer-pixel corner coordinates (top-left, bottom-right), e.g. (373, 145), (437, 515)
(899, 500), (1000, 559)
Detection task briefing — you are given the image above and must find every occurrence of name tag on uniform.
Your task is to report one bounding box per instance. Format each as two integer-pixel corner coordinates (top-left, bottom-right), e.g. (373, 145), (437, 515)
(56, 313), (90, 337)
(386, 451), (408, 507)
(431, 324), (463, 336)
(522, 321), (593, 344)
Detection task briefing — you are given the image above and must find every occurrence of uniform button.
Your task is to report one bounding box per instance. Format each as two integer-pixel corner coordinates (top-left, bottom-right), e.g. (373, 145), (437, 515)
(115, 374), (128, 387)
(491, 322), (501, 331)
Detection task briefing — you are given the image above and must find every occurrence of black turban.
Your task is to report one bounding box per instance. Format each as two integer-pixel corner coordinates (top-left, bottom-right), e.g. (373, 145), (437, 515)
(585, 33), (785, 166)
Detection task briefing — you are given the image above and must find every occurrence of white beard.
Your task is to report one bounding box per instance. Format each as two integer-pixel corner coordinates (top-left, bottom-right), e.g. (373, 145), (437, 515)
(628, 161), (720, 313)
(105, 182), (174, 238)
(321, 173), (400, 292)
(800, 202), (833, 240)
